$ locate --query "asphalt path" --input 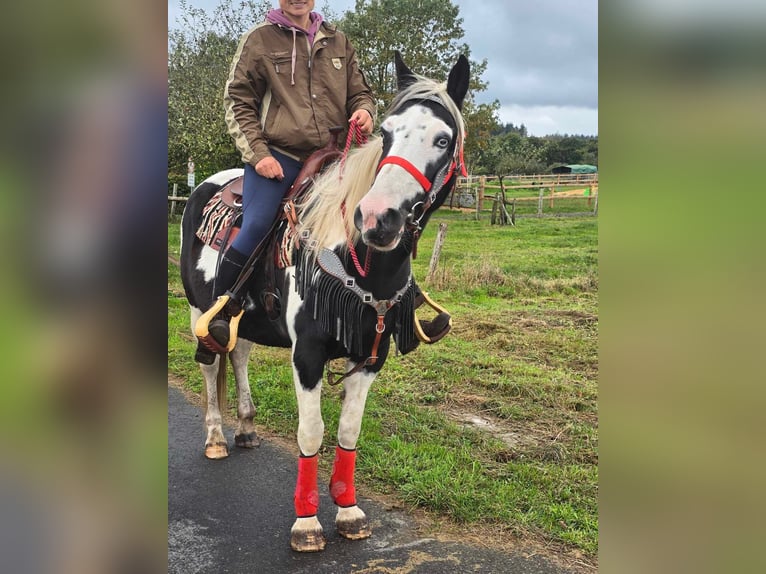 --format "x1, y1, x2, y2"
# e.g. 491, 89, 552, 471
168, 385, 574, 573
